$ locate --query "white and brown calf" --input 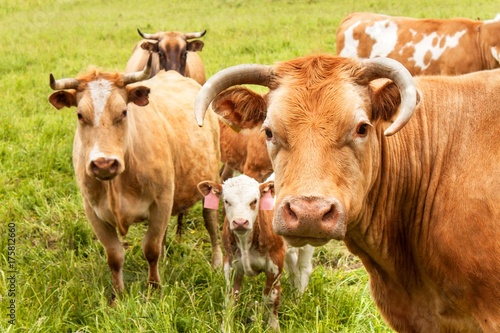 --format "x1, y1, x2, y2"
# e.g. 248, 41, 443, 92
198, 175, 283, 330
